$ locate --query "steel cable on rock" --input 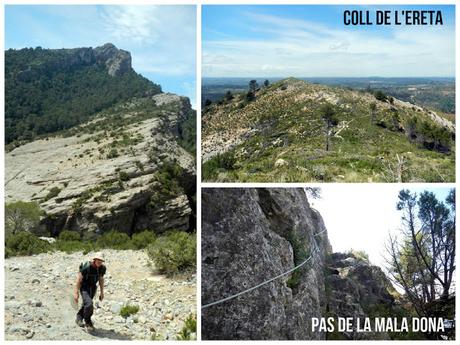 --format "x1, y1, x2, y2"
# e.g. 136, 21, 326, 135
202, 228, 328, 309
